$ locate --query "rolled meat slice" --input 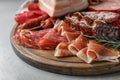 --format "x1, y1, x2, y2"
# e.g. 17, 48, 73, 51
54, 42, 74, 57
68, 34, 89, 55
77, 40, 120, 63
